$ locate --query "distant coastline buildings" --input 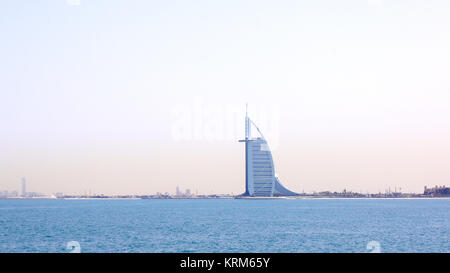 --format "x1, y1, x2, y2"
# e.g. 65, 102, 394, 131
424, 185, 450, 197
174, 186, 193, 198
0, 157, 449, 199
0, 178, 50, 199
